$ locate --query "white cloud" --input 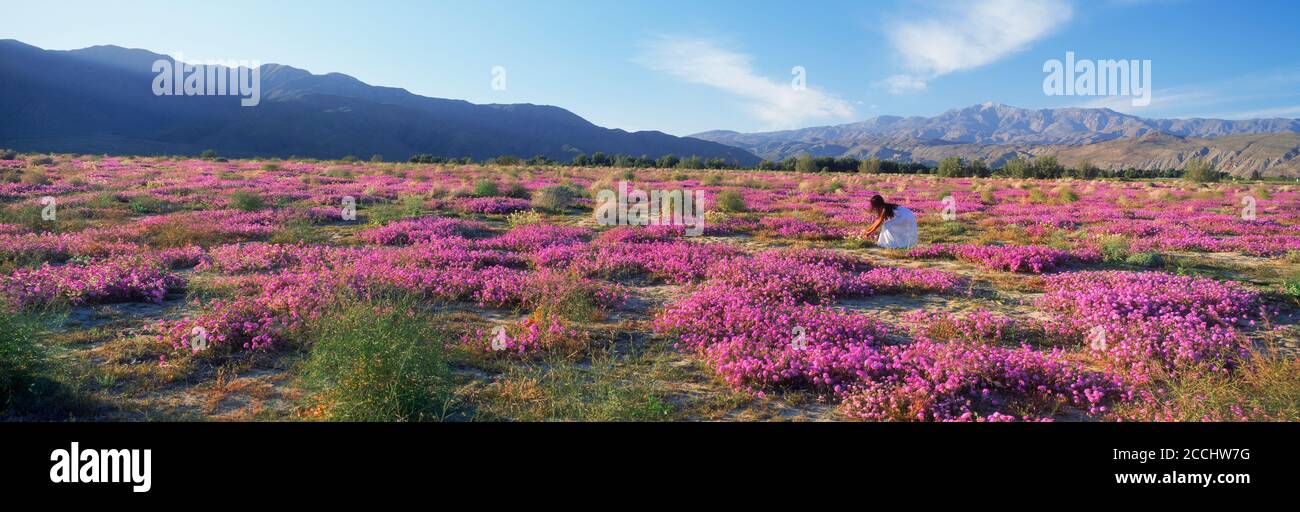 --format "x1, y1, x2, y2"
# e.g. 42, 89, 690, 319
638, 36, 855, 128
1077, 69, 1300, 119
882, 0, 1074, 94
1213, 105, 1300, 120
877, 74, 928, 95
